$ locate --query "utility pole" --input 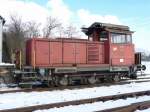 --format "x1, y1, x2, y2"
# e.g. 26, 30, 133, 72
0, 16, 5, 63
